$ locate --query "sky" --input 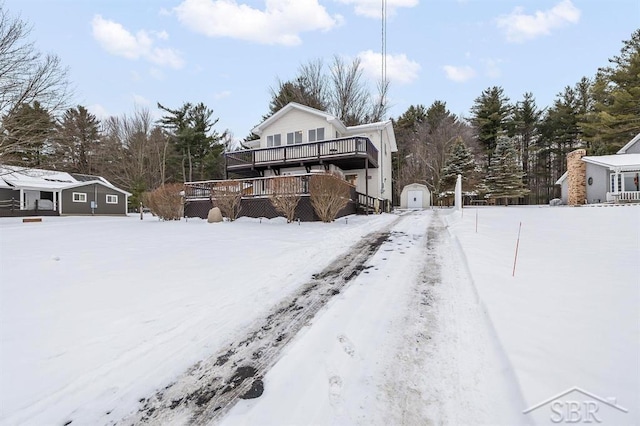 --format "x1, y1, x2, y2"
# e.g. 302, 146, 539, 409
4, 0, 639, 140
